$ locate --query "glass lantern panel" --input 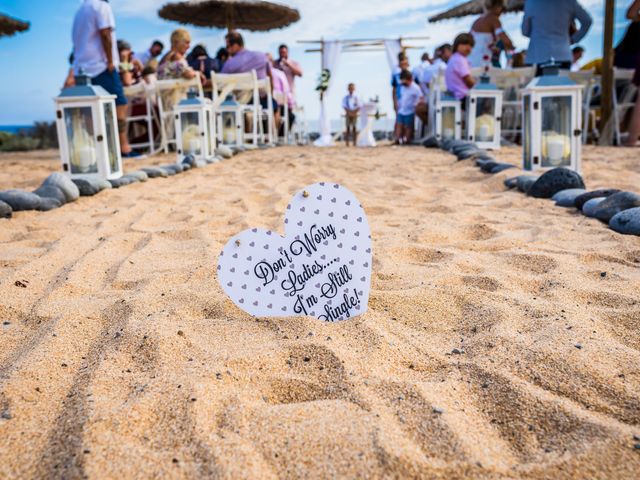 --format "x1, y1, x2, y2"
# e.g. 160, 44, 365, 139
523, 94, 531, 170
222, 112, 236, 144
180, 111, 202, 156
442, 106, 456, 140
474, 97, 496, 142
103, 102, 120, 174
541, 96, 572, 168
64, 107, 98, 174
